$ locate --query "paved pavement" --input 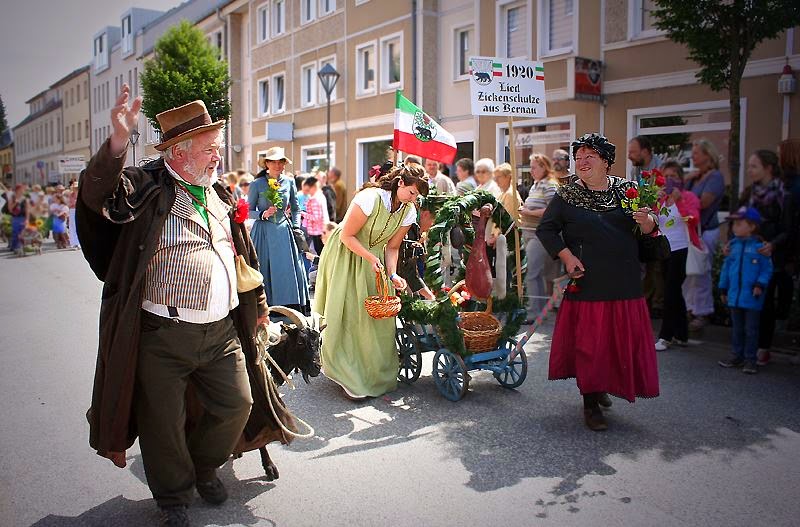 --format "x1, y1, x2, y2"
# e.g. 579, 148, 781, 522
1, 245, 800, 527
